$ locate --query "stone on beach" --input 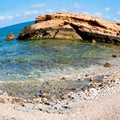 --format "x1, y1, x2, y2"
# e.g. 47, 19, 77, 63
0, 98, 5, 104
